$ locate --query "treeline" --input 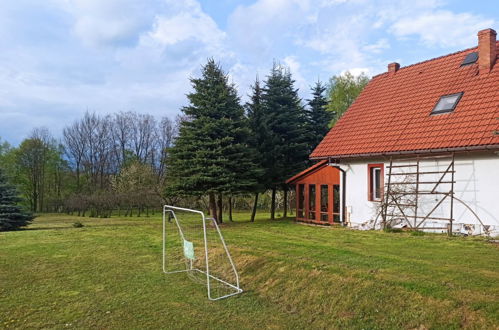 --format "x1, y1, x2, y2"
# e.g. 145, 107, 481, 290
0, 114, 177, 216
0, 59, 368, 221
